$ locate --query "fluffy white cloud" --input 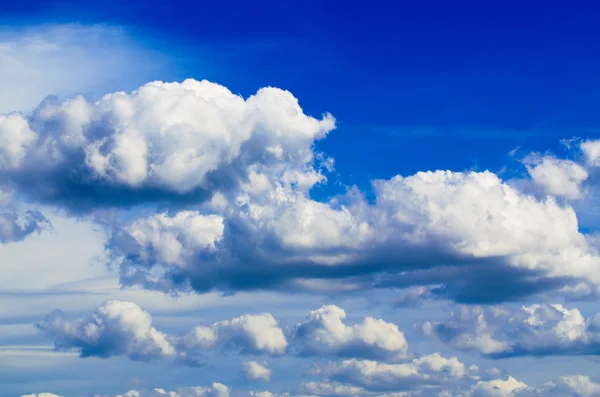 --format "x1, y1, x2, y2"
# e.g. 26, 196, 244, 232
328, 353, 475, 391
0, 79, 334, 212
292, 305, 409, 361
38, 300, 289, 365
37, 300, 176, 361
422, 303, 600, 357
5, 78, 600, 303
523, 154, 588, 199
244, 361, 272, 382
179, 313, 287, 364
39, 300, 288, 364
108, 167, 600, 302
467, 377, 529, 397
581, 140, 600, 167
